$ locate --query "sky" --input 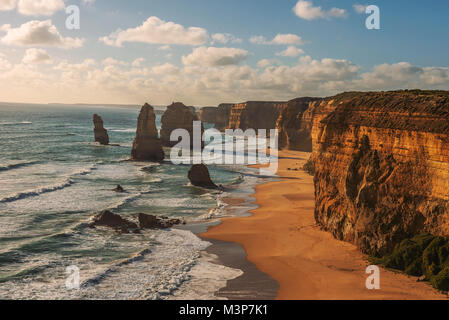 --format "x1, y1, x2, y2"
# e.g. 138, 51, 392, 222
0, 0, 448, 105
